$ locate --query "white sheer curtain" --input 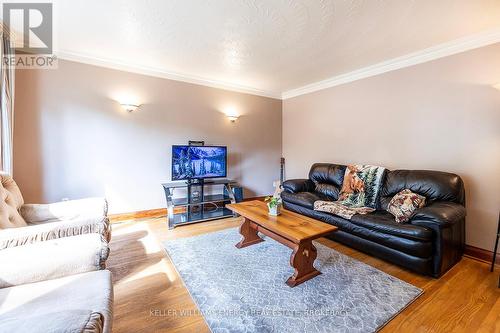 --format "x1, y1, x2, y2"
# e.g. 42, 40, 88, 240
0, 24, 15, 175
